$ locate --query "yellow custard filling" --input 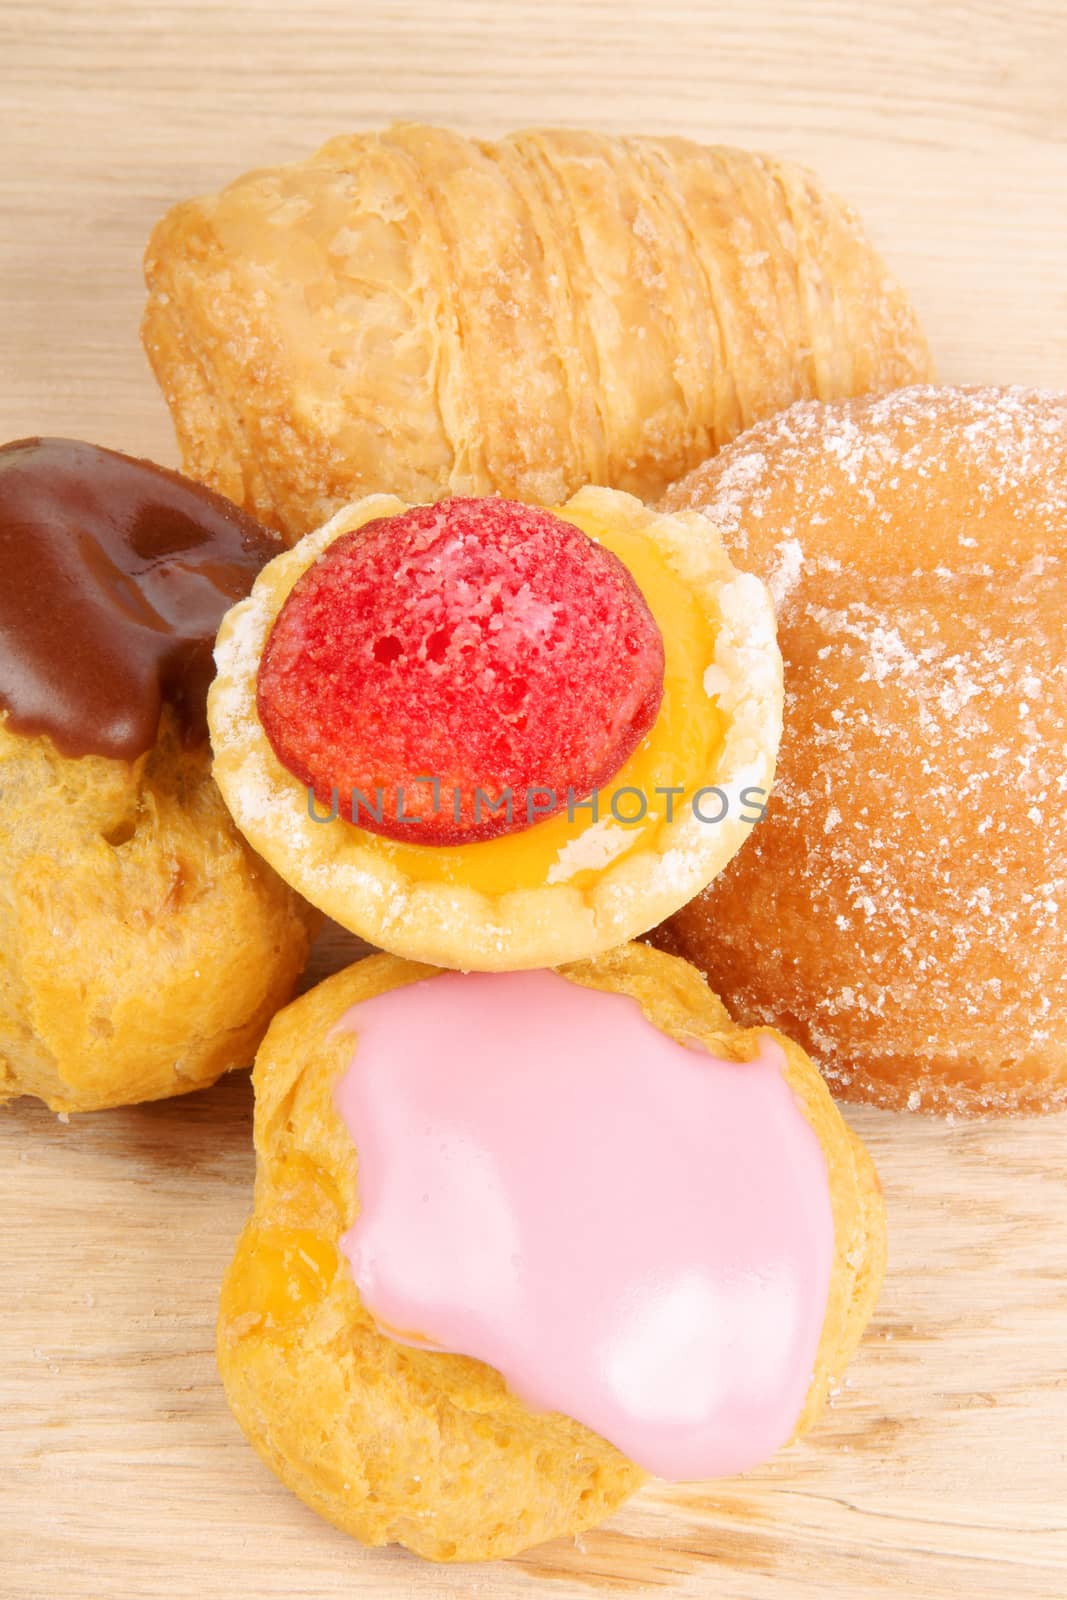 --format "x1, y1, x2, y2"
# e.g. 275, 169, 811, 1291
353, 503, 722, 896
222, 1225, 338, 1336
